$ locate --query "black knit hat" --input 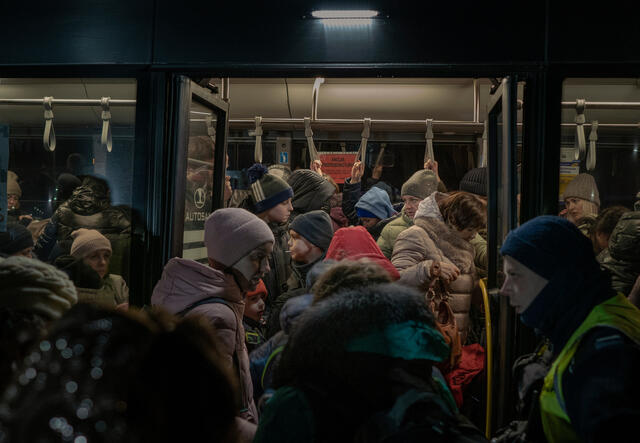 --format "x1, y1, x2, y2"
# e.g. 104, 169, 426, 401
248, 164, 294, 214
459, 167, 488, 197
290, 210, 334, 251
0, 222, 34, 255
